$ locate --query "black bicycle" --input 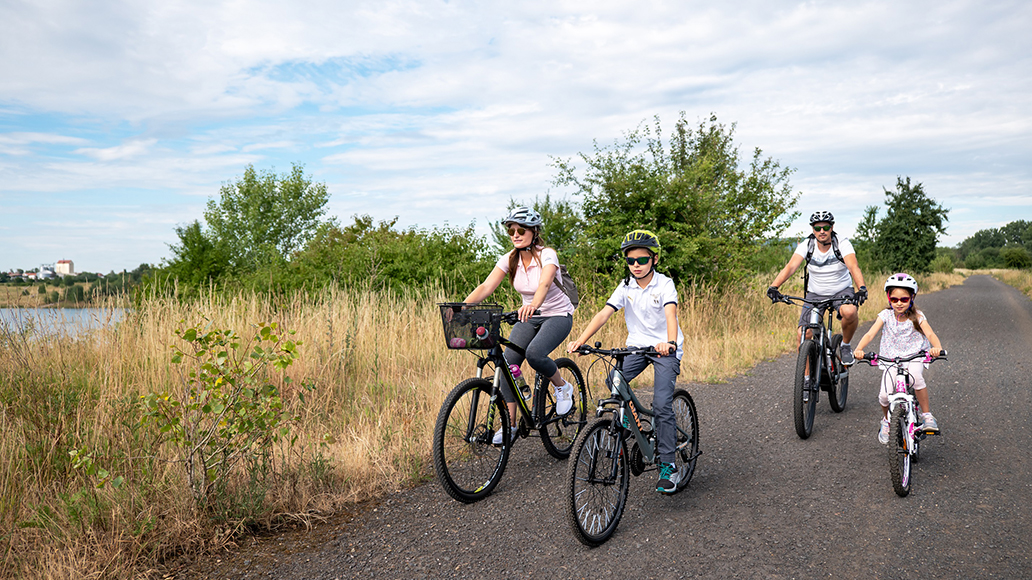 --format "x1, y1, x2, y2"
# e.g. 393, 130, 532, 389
564, 343, 700, 546
431, 303, 587, 503
776, 295, 854, 438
